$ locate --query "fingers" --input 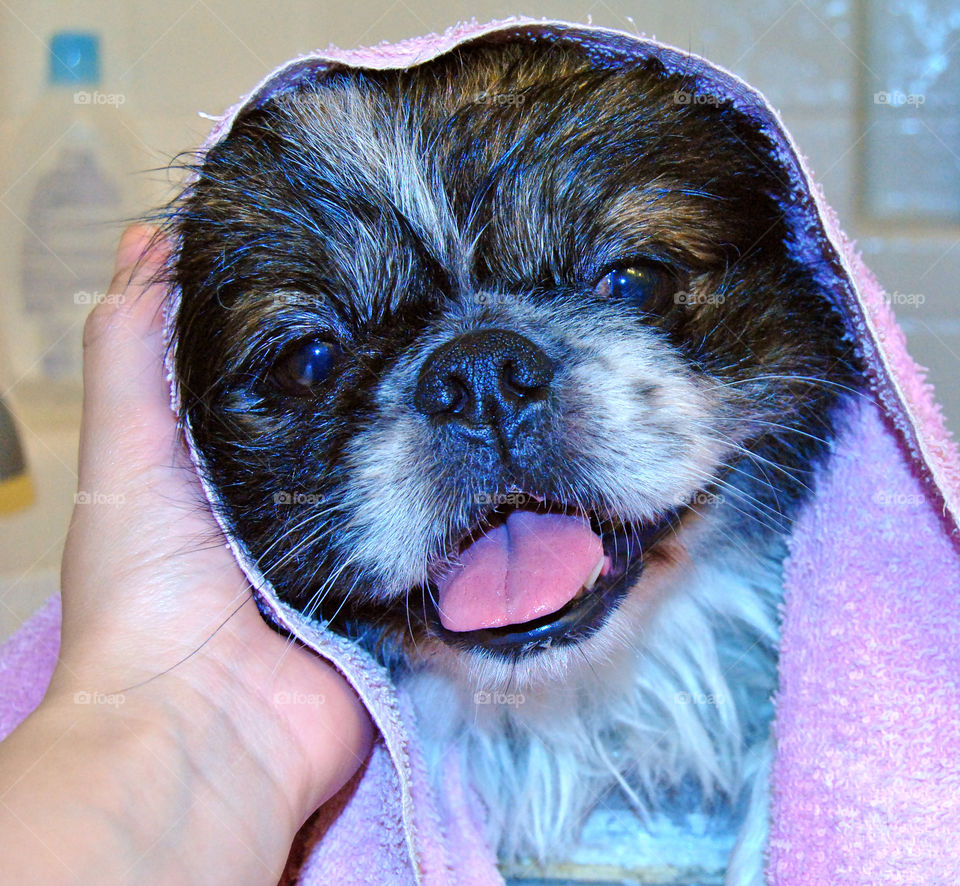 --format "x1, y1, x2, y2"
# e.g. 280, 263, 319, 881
67, 226, 375, 828
265, 645, 375, 815
84, 224, 169, 347
309, 671, 375, 808
78, 225, 176, 489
